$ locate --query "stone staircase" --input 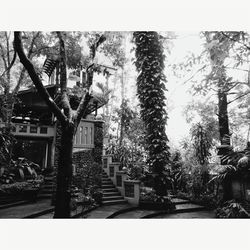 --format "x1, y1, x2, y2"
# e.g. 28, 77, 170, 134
38, 174, 56, 199
102, 170, 127, 205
